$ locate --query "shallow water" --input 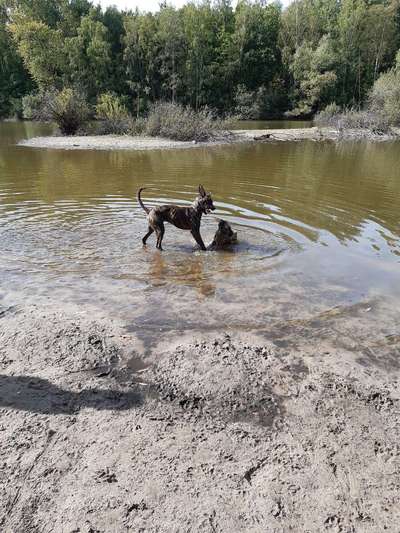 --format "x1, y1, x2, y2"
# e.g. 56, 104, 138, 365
1, 121, 399, 356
